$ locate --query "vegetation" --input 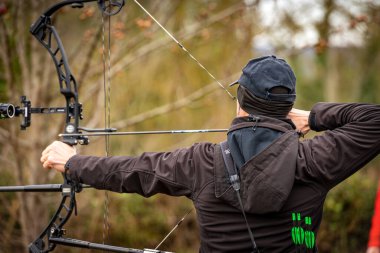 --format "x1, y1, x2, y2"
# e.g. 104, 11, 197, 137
0, 0, 379, 252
